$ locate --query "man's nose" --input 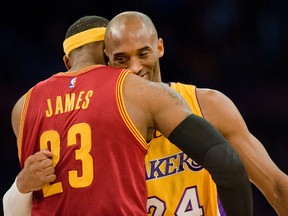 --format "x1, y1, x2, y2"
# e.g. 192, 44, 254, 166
129, 57, 143, 74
